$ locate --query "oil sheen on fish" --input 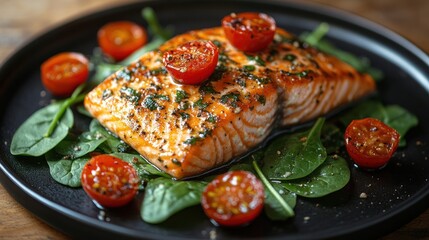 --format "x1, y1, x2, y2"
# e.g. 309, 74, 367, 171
84, 27, 375, 179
